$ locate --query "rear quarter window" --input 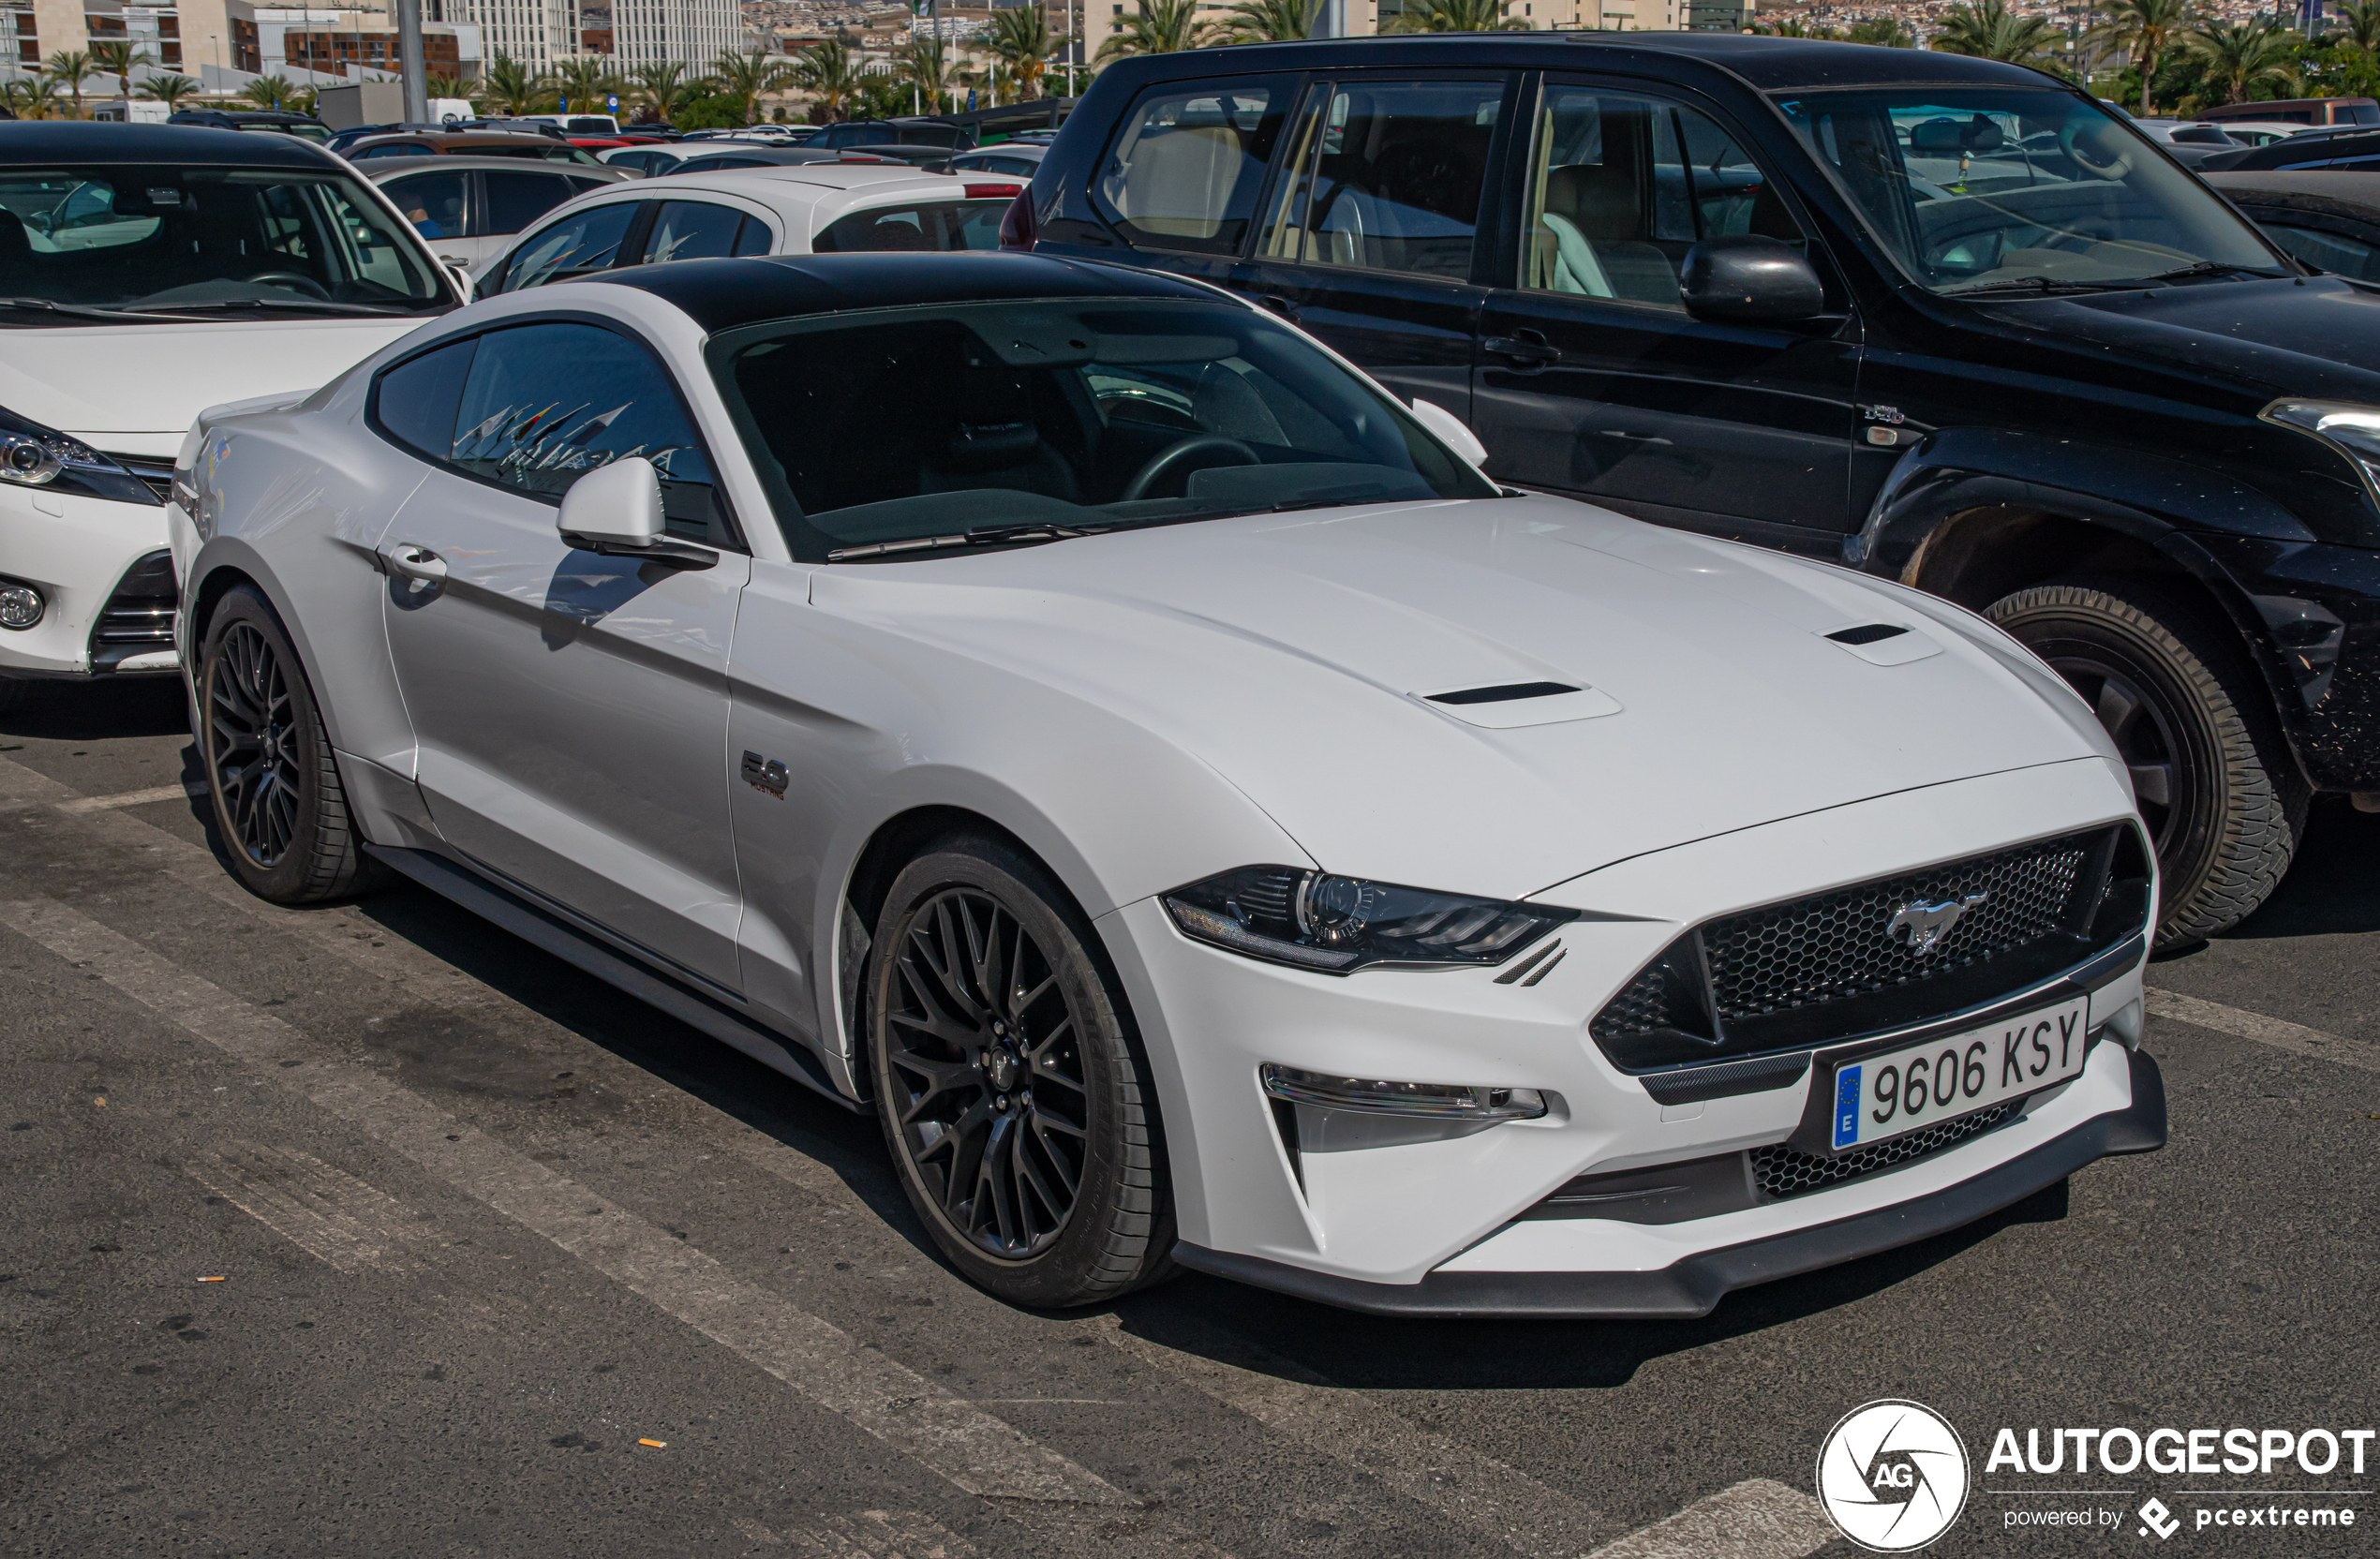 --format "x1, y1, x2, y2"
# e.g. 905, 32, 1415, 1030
1092, 81, 1293, 256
